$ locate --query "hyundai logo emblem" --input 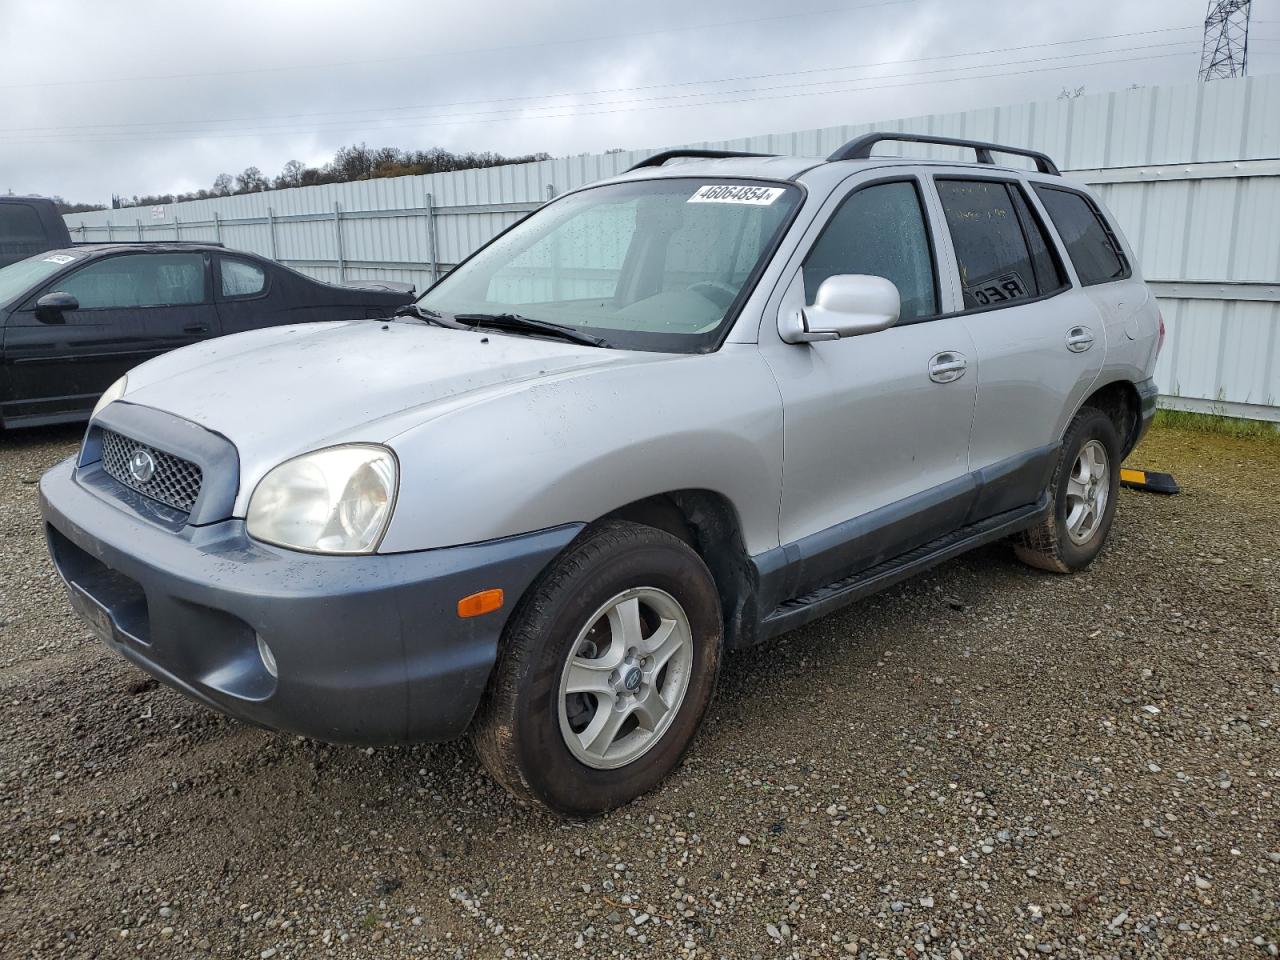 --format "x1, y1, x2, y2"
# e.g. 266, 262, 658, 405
128, 448, 156, 484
